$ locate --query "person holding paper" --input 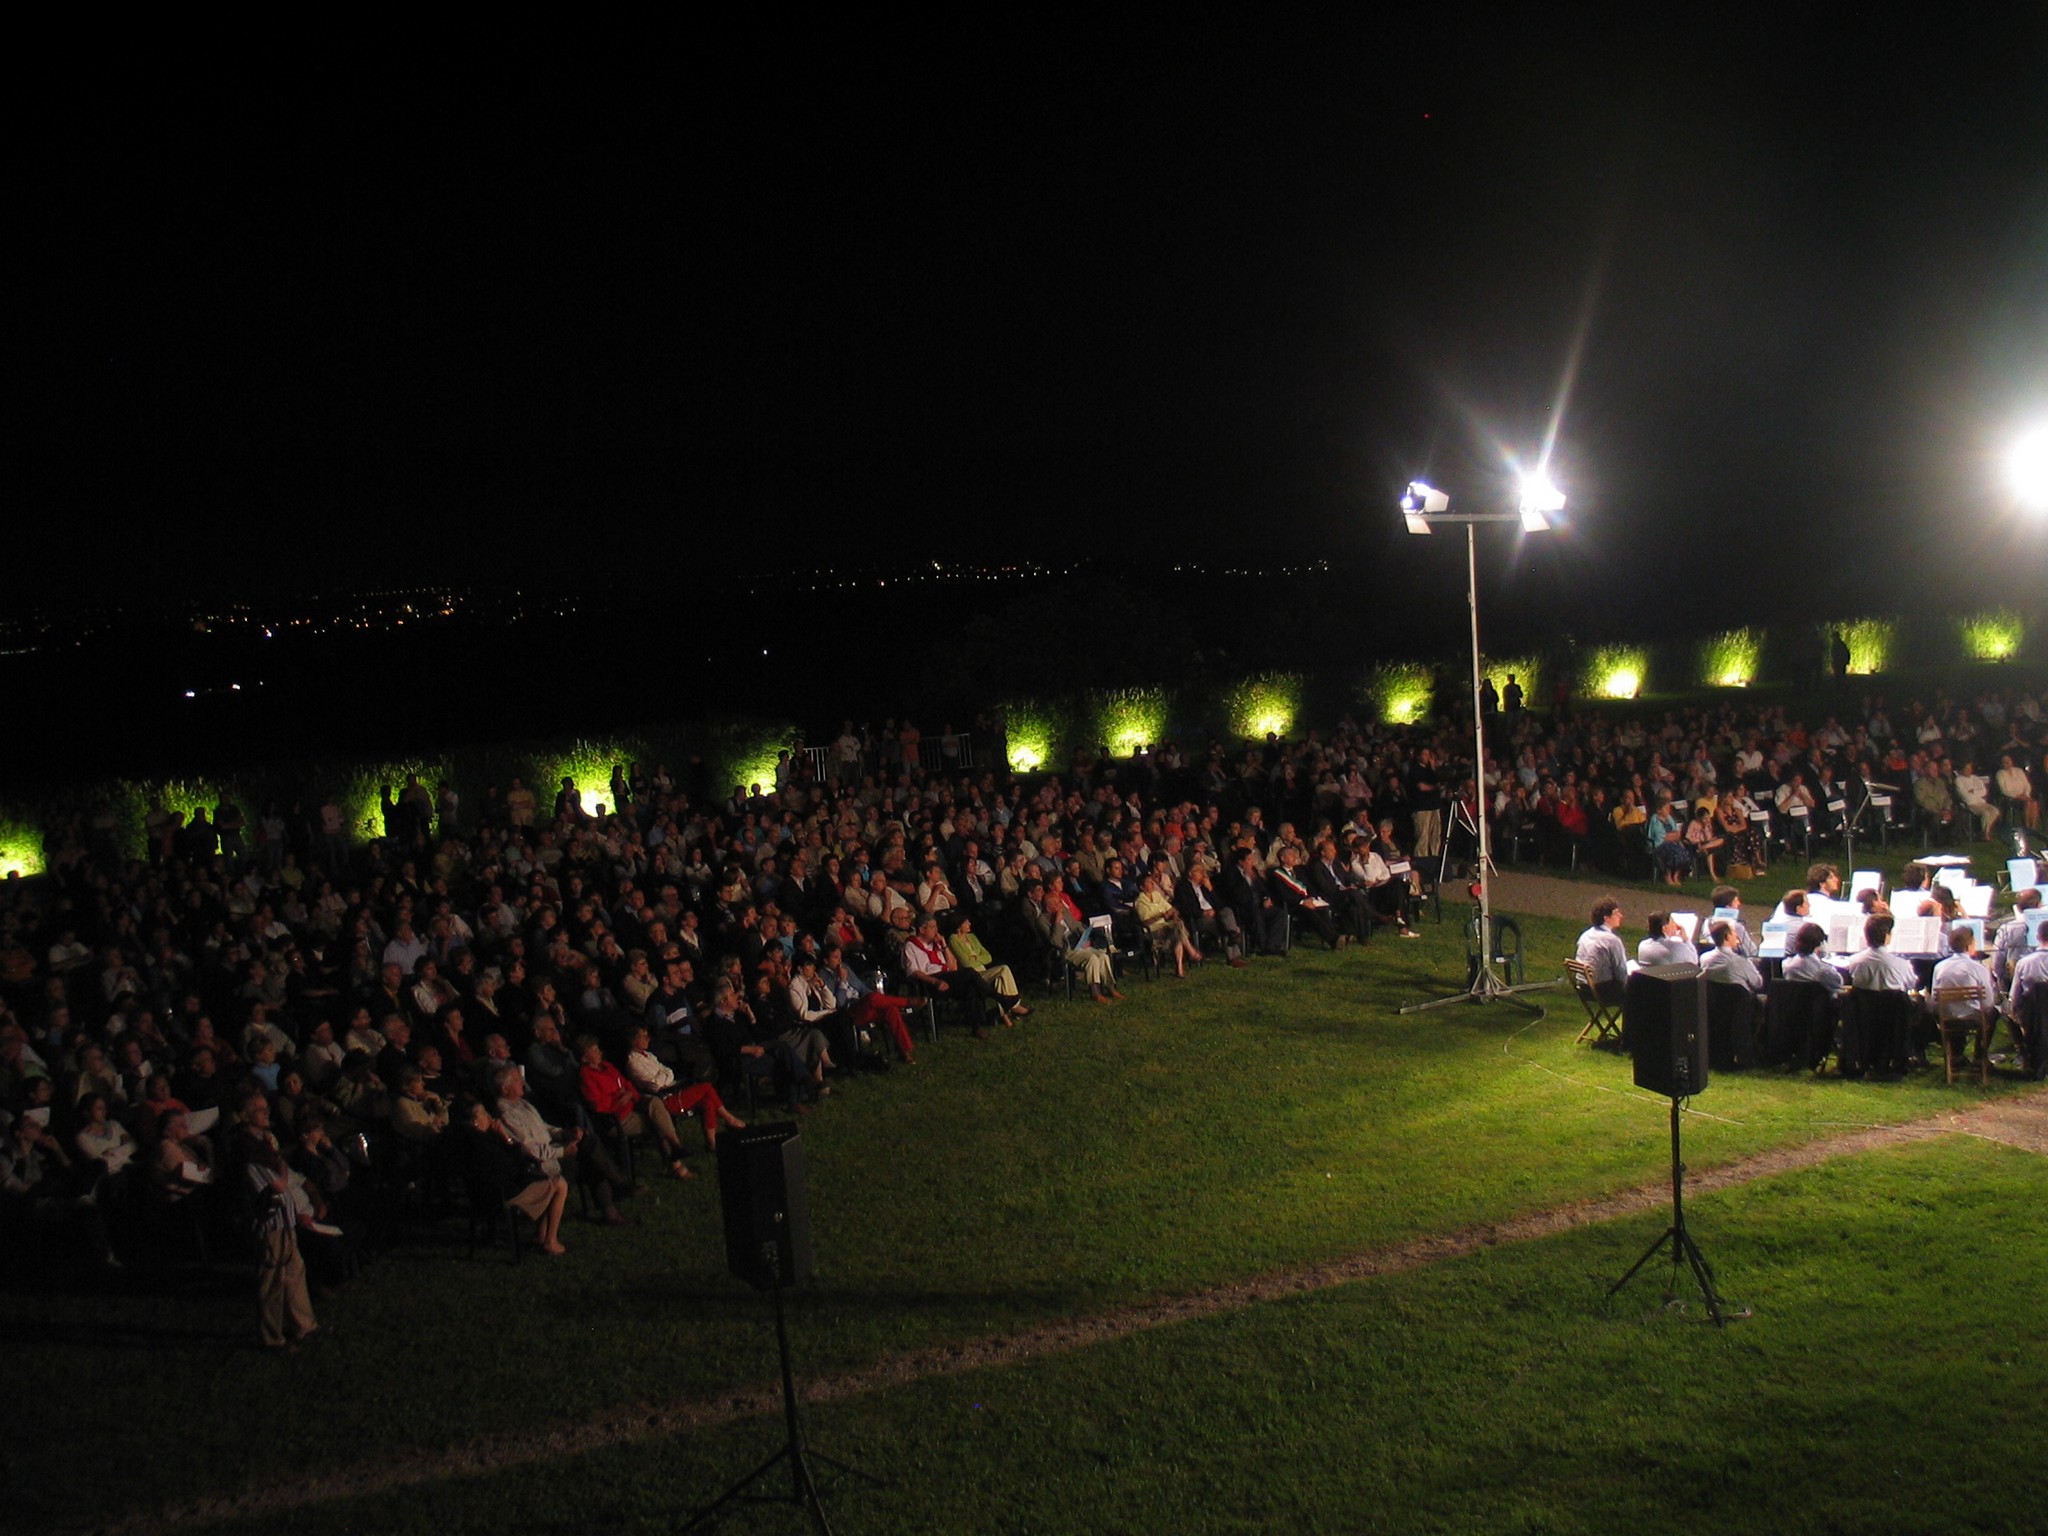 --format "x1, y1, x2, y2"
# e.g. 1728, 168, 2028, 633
1637, 913, 1699, 968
